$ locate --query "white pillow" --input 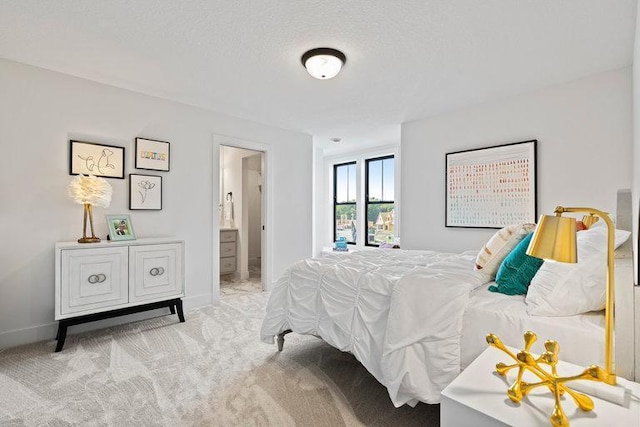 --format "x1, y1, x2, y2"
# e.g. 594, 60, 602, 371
474, 223, 536, 278
525, 220, 630, 316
